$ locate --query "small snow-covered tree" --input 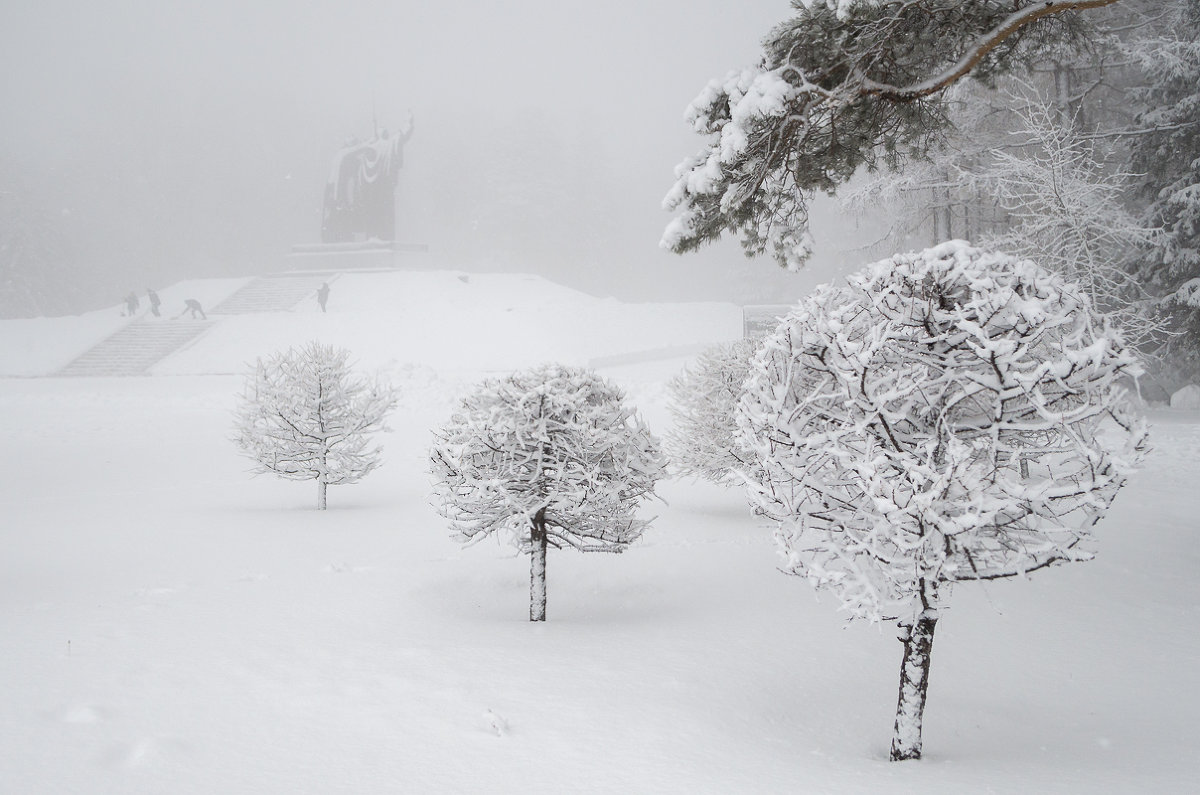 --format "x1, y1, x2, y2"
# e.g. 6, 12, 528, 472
738, 242, 1146, 761
429, 364, 666, 622
234, 342, 397, 510
666, 339, 761, 484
